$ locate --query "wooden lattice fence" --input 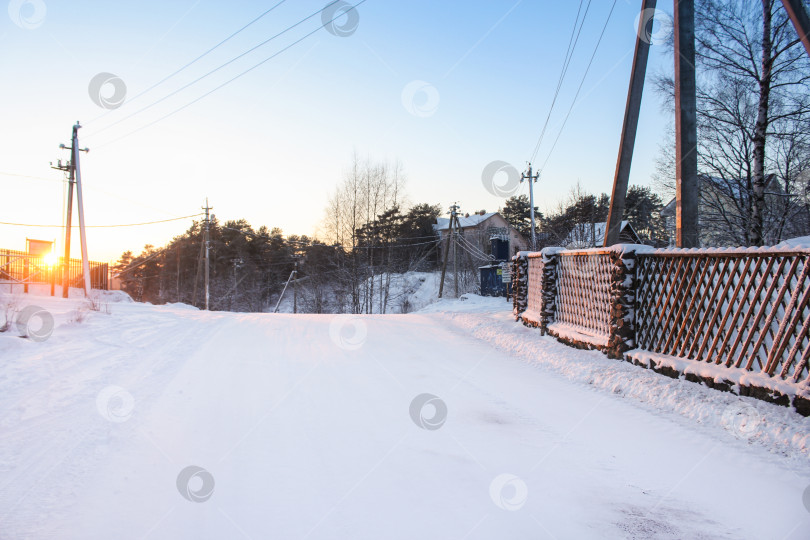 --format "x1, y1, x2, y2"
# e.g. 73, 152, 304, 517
554, 251, 613, 344
513, 245, 810, 415
635, 251, 810, 386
